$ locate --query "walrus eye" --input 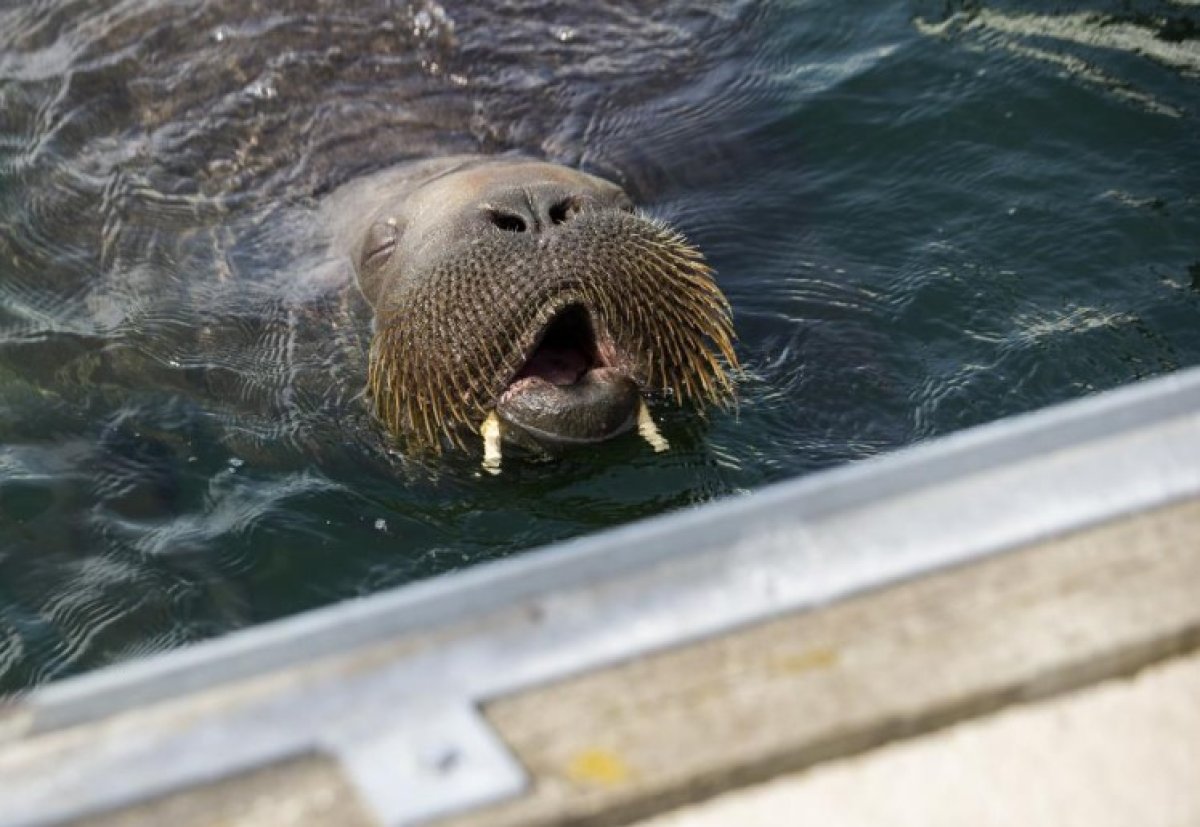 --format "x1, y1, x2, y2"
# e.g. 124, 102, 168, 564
362, 219, 399, 269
